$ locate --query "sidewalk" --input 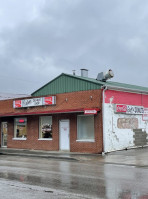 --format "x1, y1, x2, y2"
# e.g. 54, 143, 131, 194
0, 148, 102, 161
100, 147, 148, 167
1, 147, 148, 167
